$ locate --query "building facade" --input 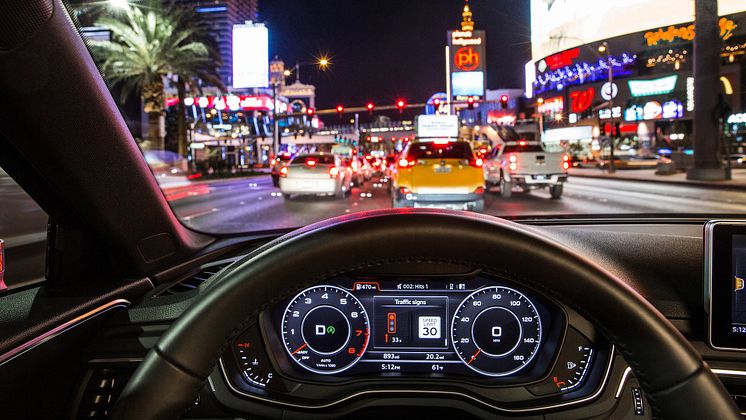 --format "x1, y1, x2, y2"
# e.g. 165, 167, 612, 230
175, 0, 259, 87
528, 1, 746, 159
